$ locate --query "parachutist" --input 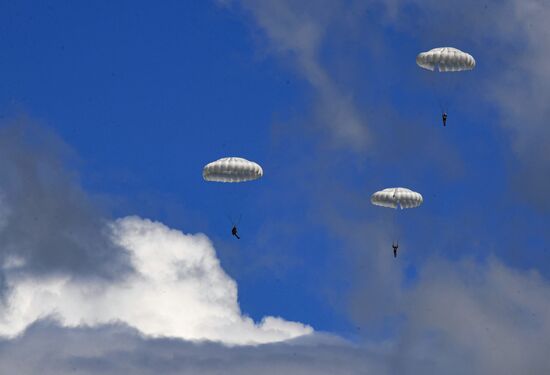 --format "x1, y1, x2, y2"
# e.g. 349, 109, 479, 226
392, 241, 399, 258
442, 112, 447, 127
231, 226, 240, 240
